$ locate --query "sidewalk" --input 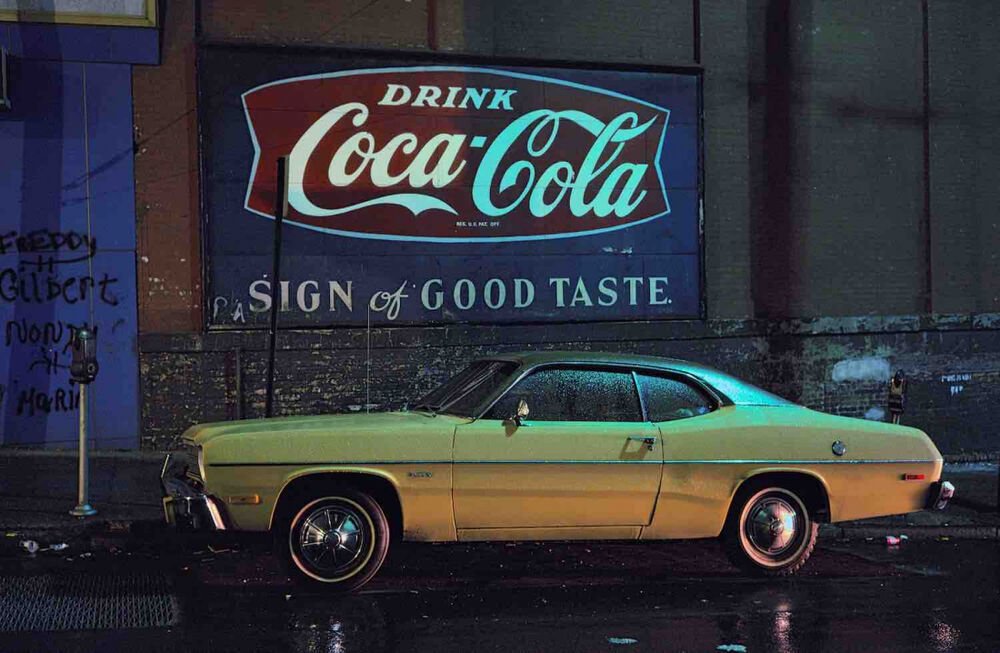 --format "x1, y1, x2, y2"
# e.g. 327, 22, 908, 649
1, 448, 997, 552
0, 448, 166, 550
